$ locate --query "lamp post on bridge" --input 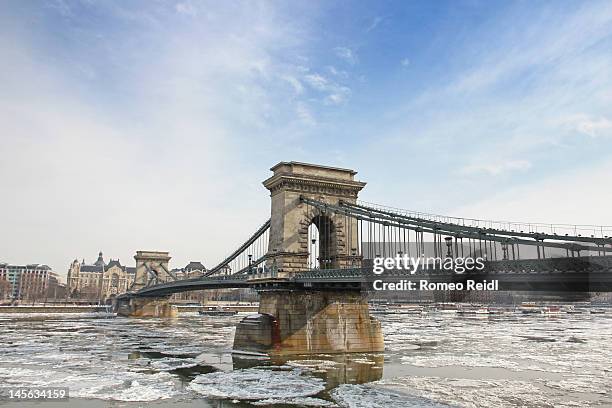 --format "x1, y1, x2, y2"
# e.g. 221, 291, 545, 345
248, 254, 253, 277
311, 238, 317, 269
445, 237, 453, 258
397, 250, 403, 272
